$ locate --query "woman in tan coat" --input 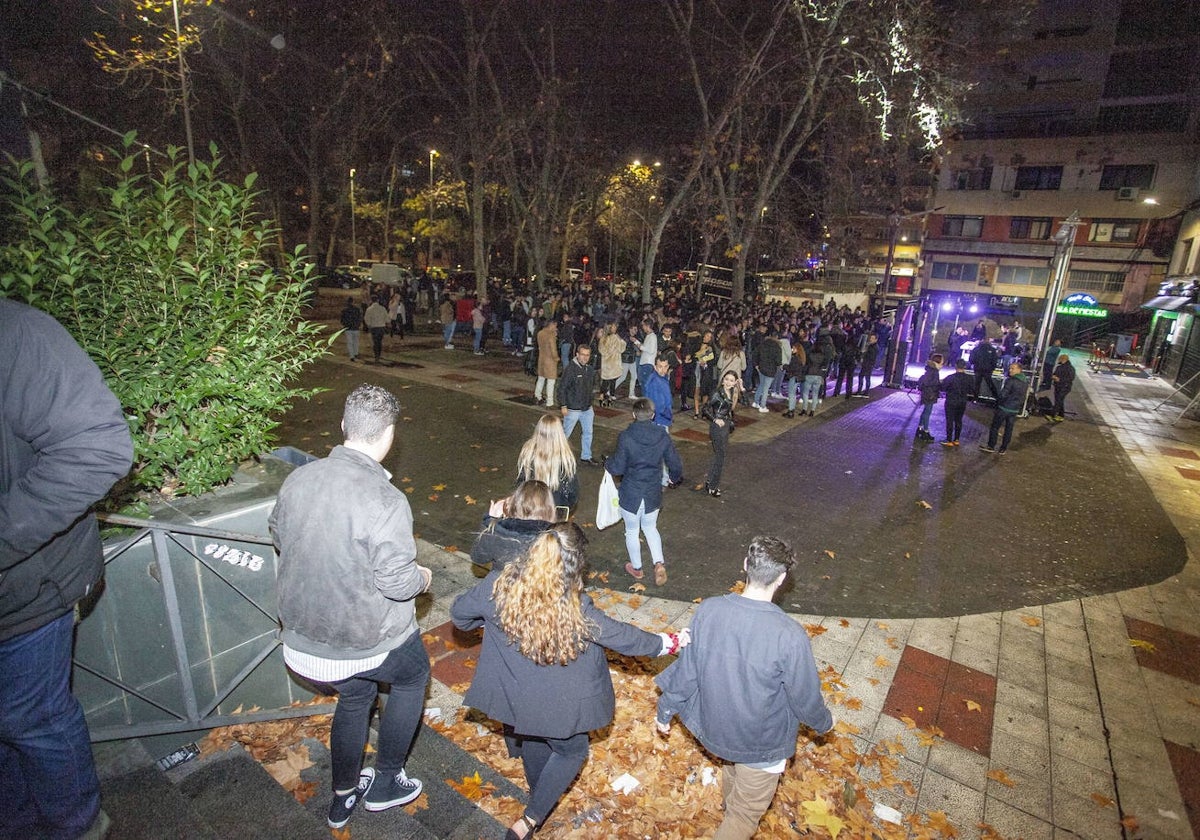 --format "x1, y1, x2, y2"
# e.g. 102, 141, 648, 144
597, 322, 626, 408
535, 320, 560, 407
